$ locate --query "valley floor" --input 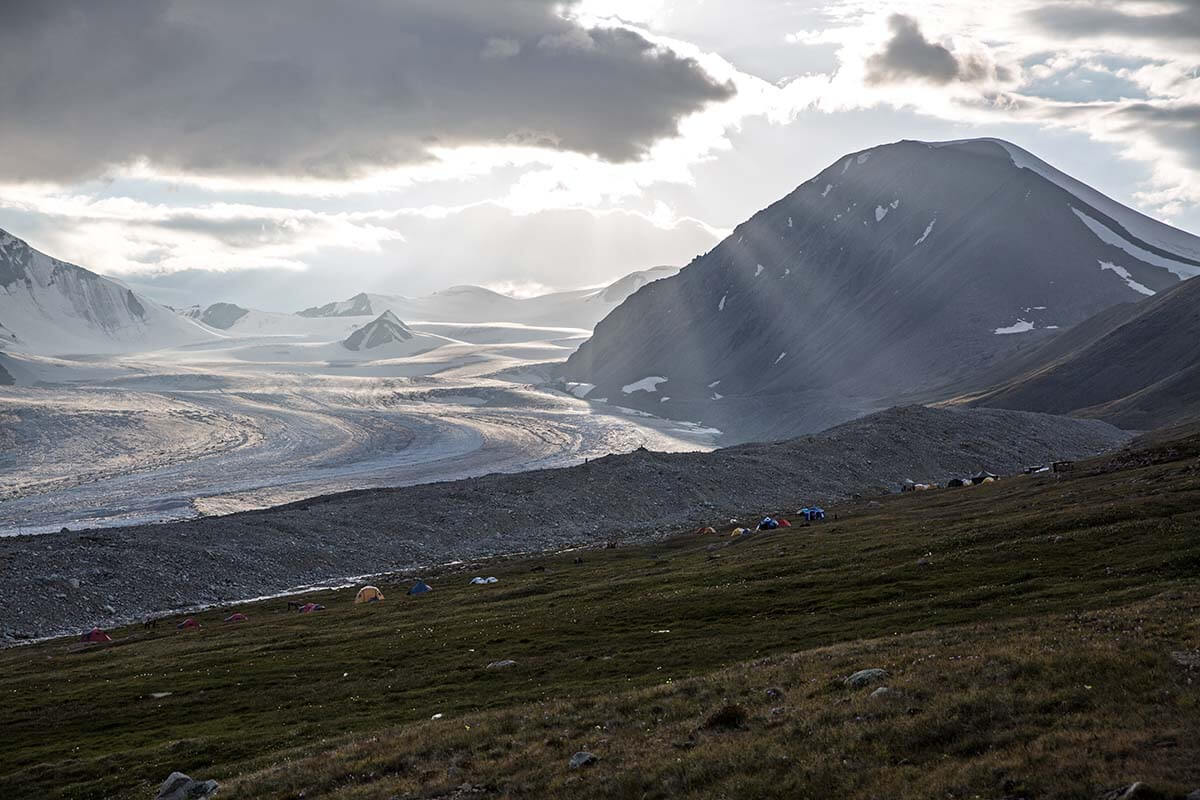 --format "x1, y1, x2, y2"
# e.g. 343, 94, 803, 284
0, 335, 717, 535
1, 432, 1197, 799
